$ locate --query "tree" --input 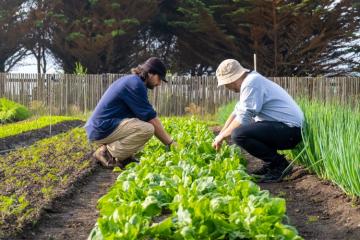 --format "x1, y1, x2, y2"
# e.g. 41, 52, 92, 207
23, 0, 57, 74
48, 0, 158, 73
145, 0, 242, 75
0, 0, 28, 72
220, 0, 360, 76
